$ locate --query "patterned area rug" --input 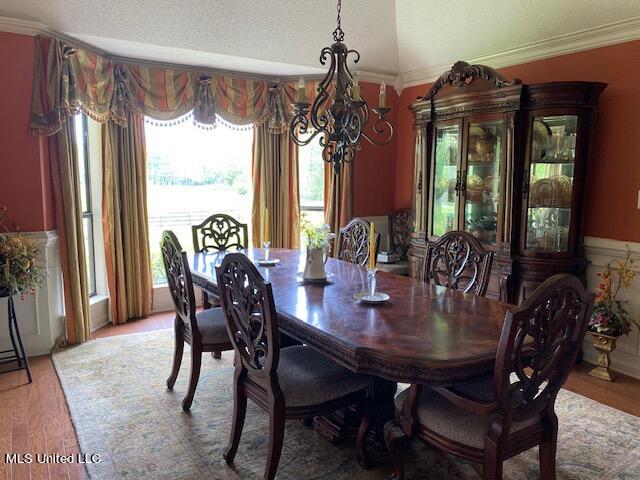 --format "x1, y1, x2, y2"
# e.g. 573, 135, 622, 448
52, 329, 640, 480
